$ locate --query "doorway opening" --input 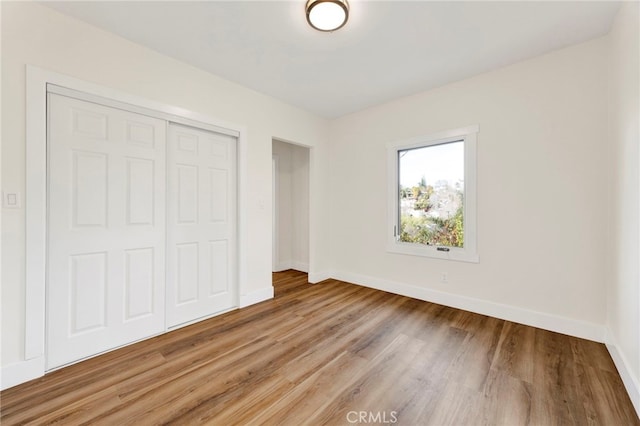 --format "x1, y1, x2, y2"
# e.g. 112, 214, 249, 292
272, 139, 310, 274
